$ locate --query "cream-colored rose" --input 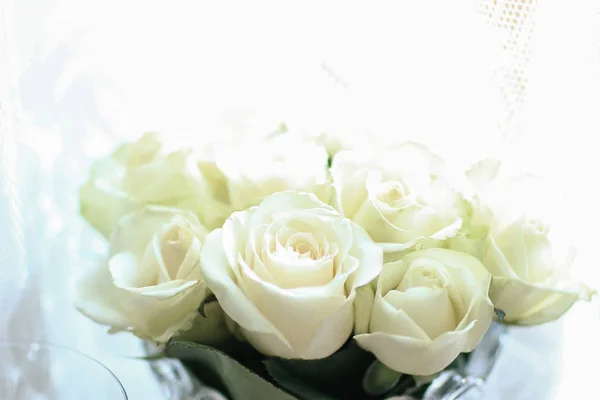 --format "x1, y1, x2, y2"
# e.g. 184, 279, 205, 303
75, 206, 229, 344
199, 191, 382, 359
331, 142, 464, 257
464, 159, 596, 325
484, 216, 595, 325
80, 133, 204, 238
195, 134, 333, 230
354, 249, 493, 376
